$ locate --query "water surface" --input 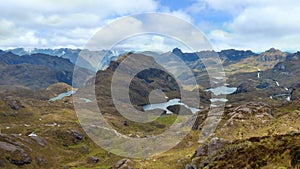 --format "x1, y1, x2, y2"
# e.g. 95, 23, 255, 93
143, 98, 200, 114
